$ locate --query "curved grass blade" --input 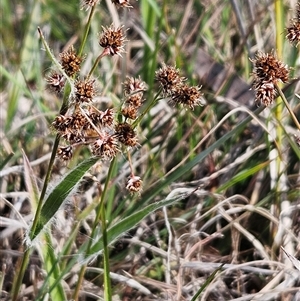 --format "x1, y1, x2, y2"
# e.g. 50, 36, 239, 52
131, 106, 265, 215
191, 263, 225, 301
89, 192, 190, 254
217, 160, 272, 192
